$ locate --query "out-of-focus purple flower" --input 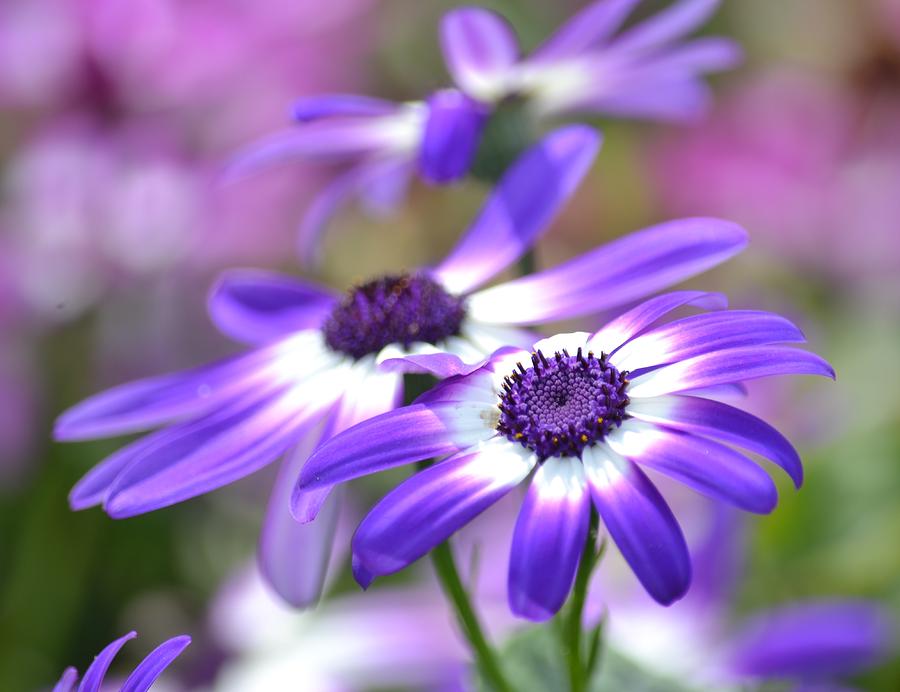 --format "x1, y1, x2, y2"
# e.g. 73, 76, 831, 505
650, 70, 900, 283
298, 295, 832, 617
227, 0, 739, 264
596, 504, 894, 689
53, 127, 747, 609
441, 0, 740, 120
52, 631, 190, 692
